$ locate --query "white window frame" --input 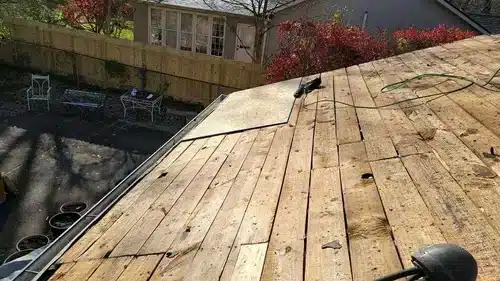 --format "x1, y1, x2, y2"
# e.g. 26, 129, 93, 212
148, 6, 226, 57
